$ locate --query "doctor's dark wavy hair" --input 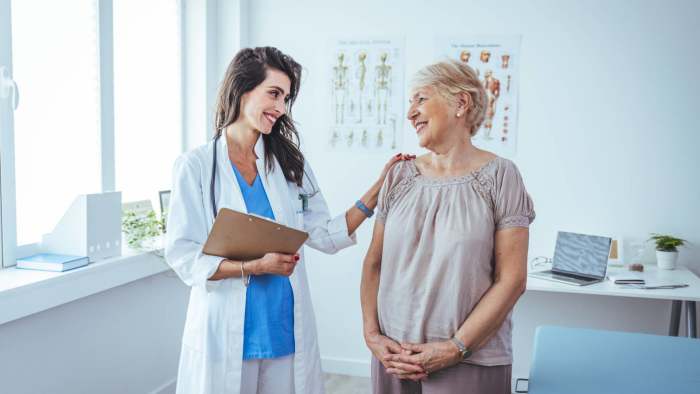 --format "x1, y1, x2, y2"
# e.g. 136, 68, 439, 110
214, 47, 304, 186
